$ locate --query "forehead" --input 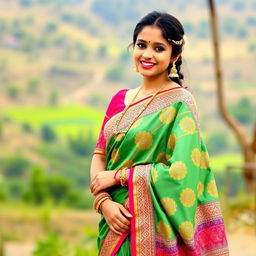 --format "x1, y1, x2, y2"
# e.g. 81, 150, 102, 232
137, 25, 168, 44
